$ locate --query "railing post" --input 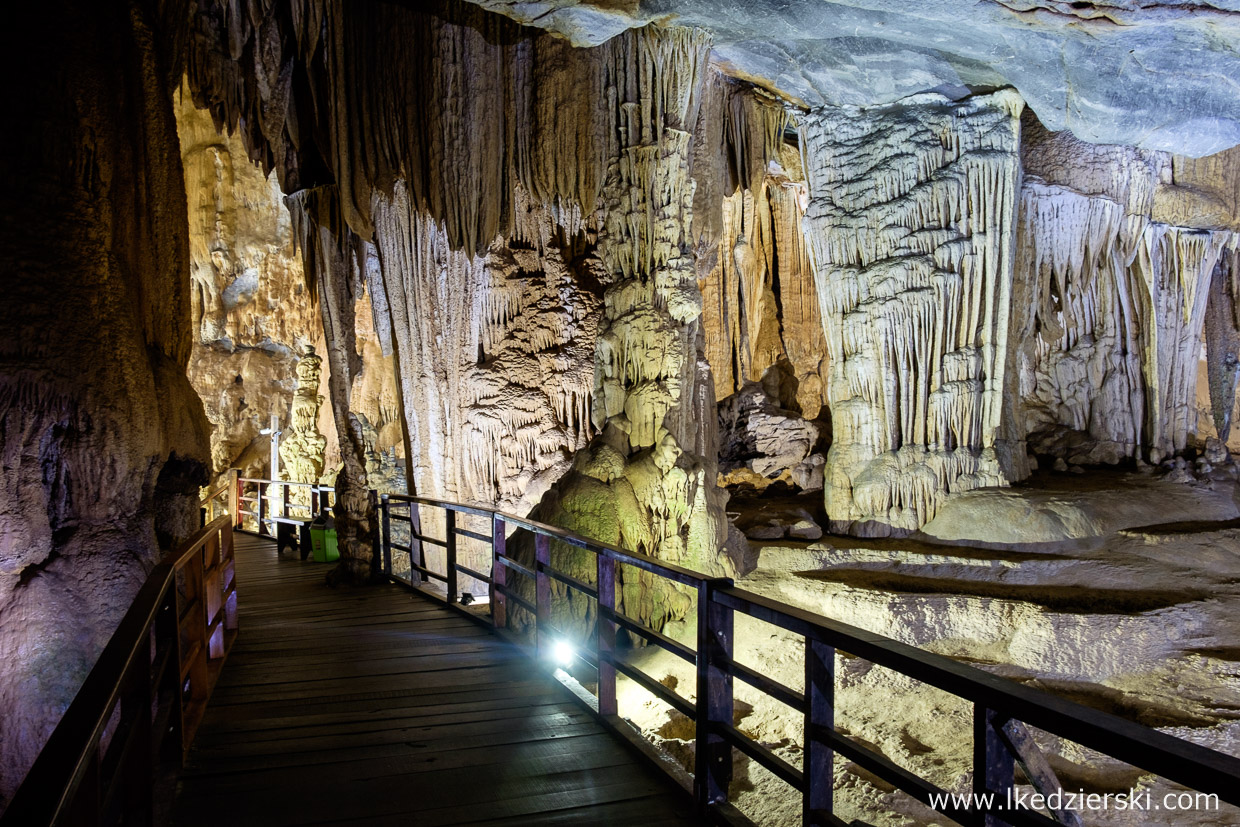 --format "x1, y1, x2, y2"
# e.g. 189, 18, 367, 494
257, 482, 268, 535
974, 705, 1015, 827
804, 637, 834, 826
410, 501, 427, 573
695, 578, 734, 813
379, 495, 389, 580
380, 494, 392, 579
445, 509, 458, 604
229, 469, 240, 529
120, 654, 154, 825
281, 482, 291, 521
596, 554, 617, 717
221, 521, 238, 634
492, 516, 507, 629
535, 532, 551, 659
367, 489, 381, 578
